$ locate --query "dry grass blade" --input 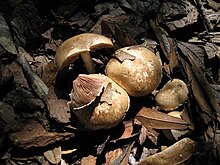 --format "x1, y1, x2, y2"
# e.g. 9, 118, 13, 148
135, 107, 191, 130
18, 47, 48, 102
